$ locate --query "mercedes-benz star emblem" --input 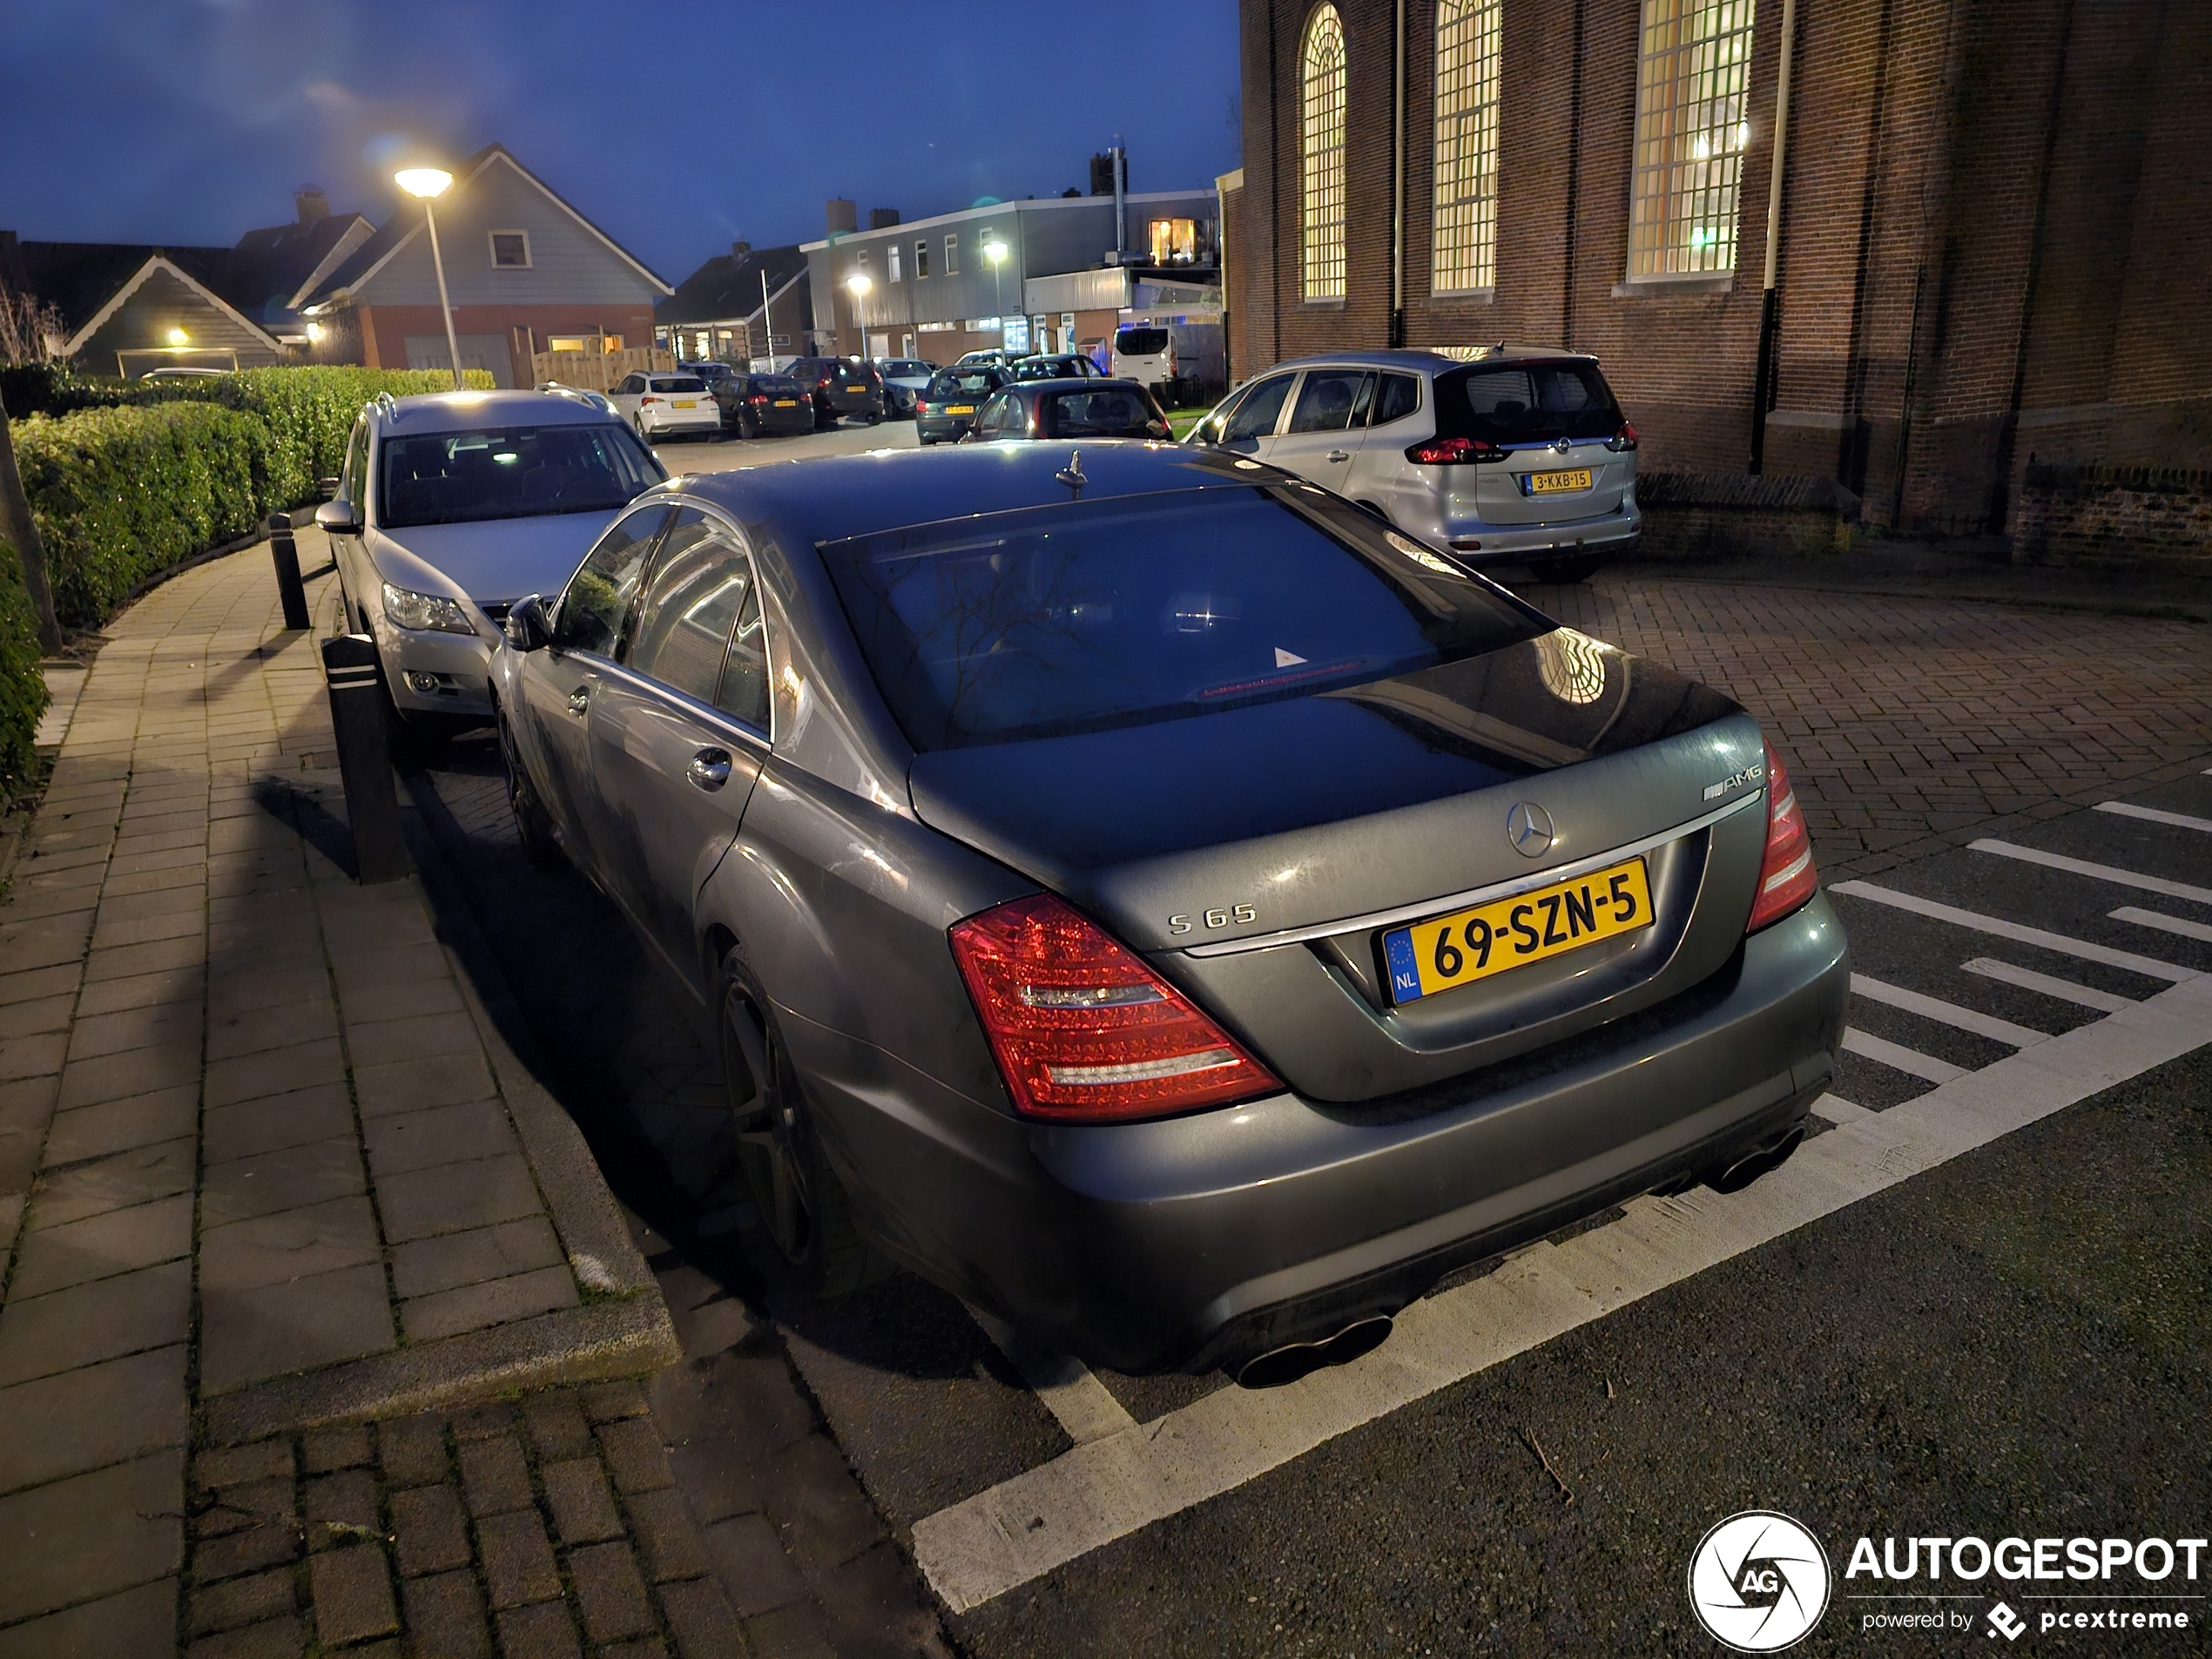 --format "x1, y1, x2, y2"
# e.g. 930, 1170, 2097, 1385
1506, 801, 1554, 858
